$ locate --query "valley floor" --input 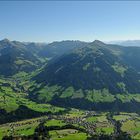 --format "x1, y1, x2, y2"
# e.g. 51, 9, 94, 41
0, 71, 140, 139
0, 109, 140, 140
